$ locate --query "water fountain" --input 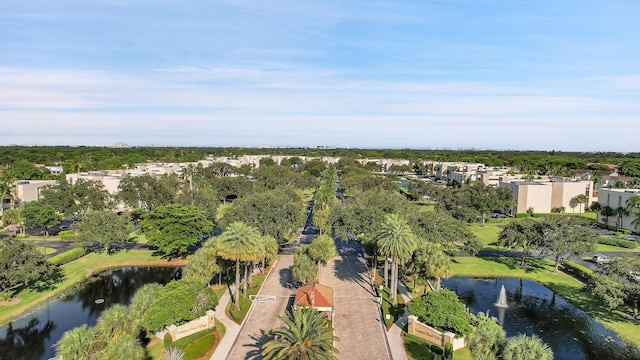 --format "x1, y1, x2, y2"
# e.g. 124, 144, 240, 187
495, 284, 508, 308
